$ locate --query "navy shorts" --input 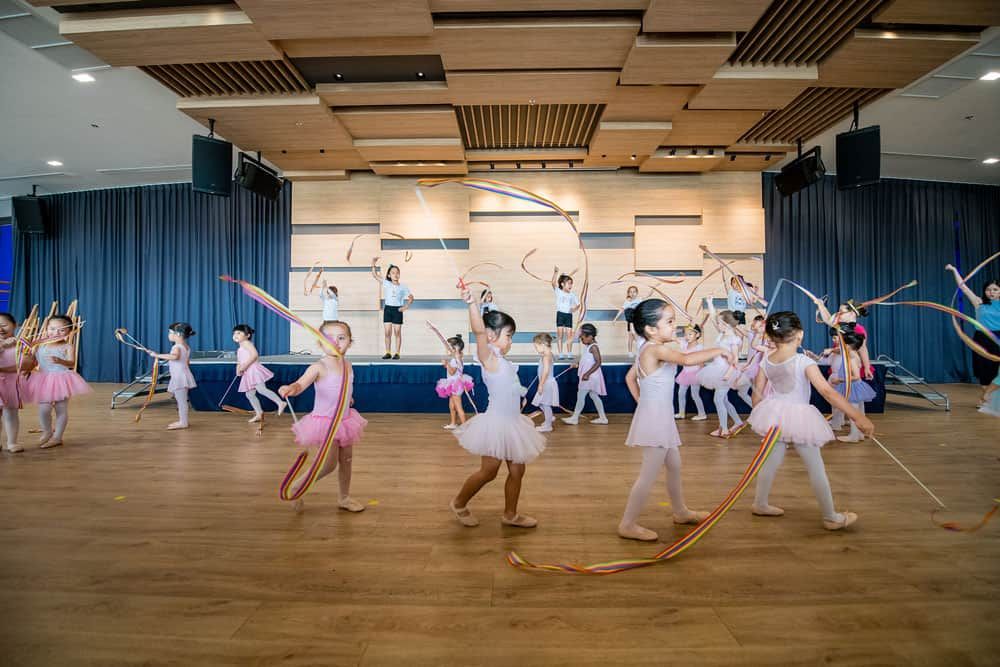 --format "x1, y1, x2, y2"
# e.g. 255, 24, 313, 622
556, 311, 573, 329
383, 305, 403, 325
